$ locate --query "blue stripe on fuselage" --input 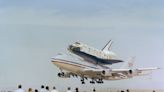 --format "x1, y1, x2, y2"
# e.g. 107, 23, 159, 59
52, 58, 99, 69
